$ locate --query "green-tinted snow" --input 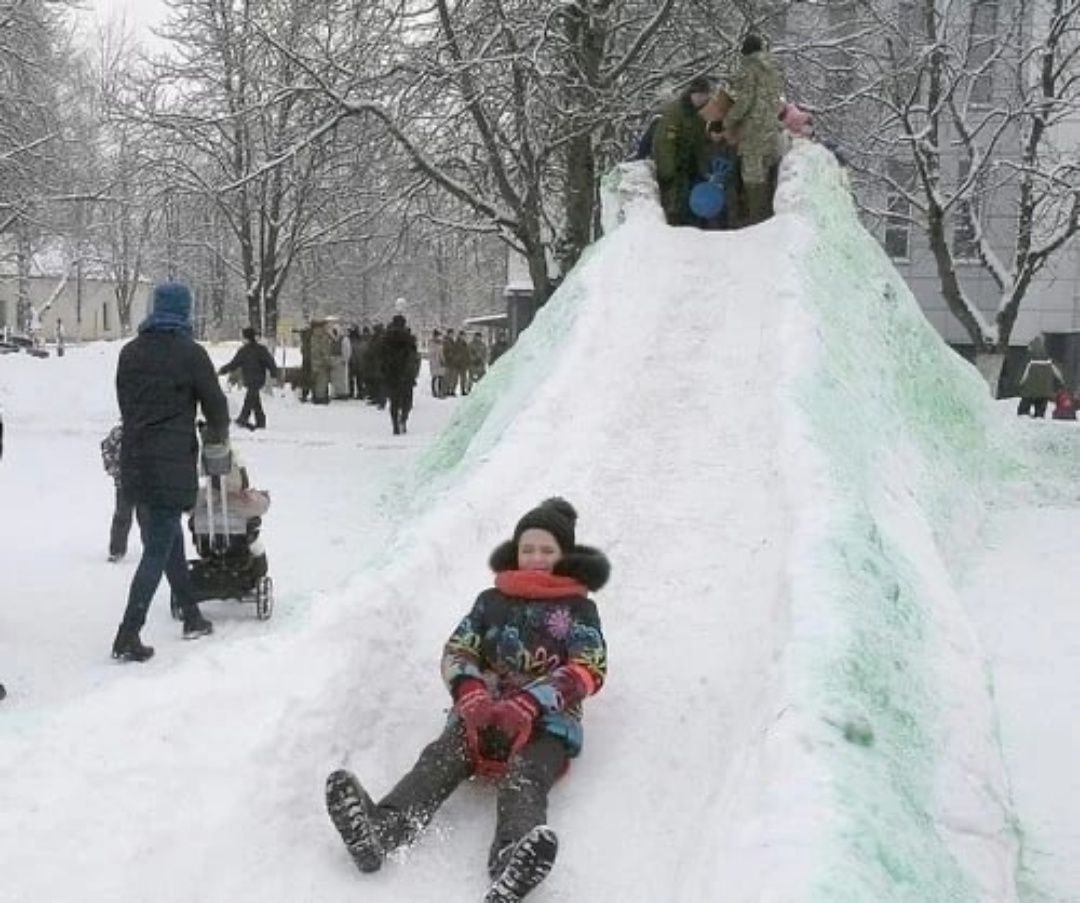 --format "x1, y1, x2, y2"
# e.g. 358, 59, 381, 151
790, 148, 1023, 902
